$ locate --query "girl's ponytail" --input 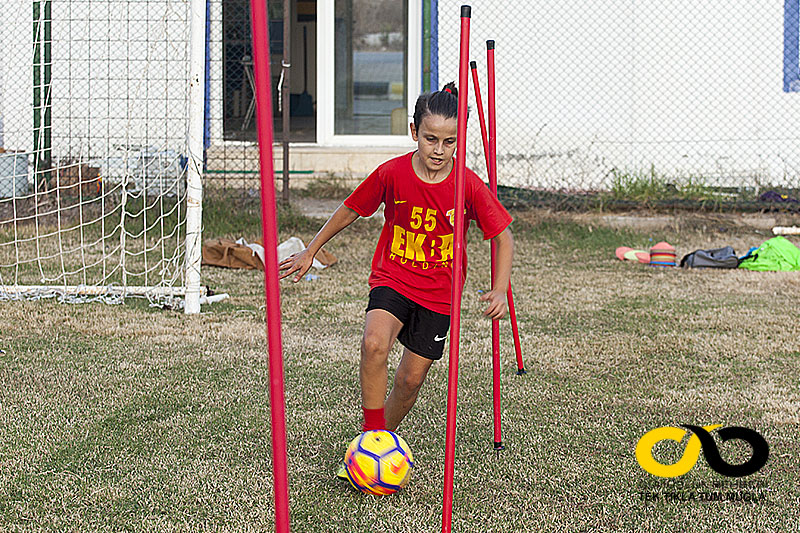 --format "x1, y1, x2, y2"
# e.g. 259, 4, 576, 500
413, 82, 459, 129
